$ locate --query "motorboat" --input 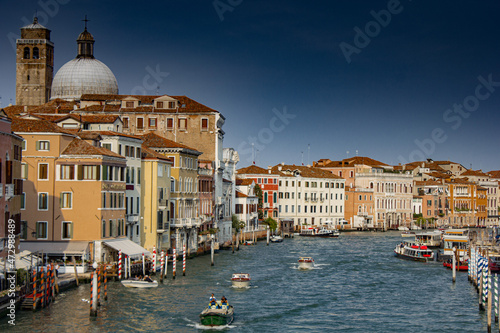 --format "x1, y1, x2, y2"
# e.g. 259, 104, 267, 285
121, 279, 158, 288
200, 302, 234, 326
401, 231, 416, 238
443, 259, 468, 271
270, 235, 283, 242
298, 257, 314, 269
231, 273, 250, 288
299, 227, 339, 238
242, 240, 254, 245
394, 243, 435, 262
